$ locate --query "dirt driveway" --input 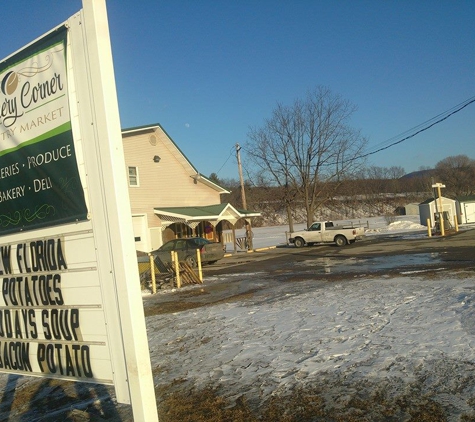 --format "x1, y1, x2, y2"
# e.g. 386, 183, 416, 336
143, 228, 475, 316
